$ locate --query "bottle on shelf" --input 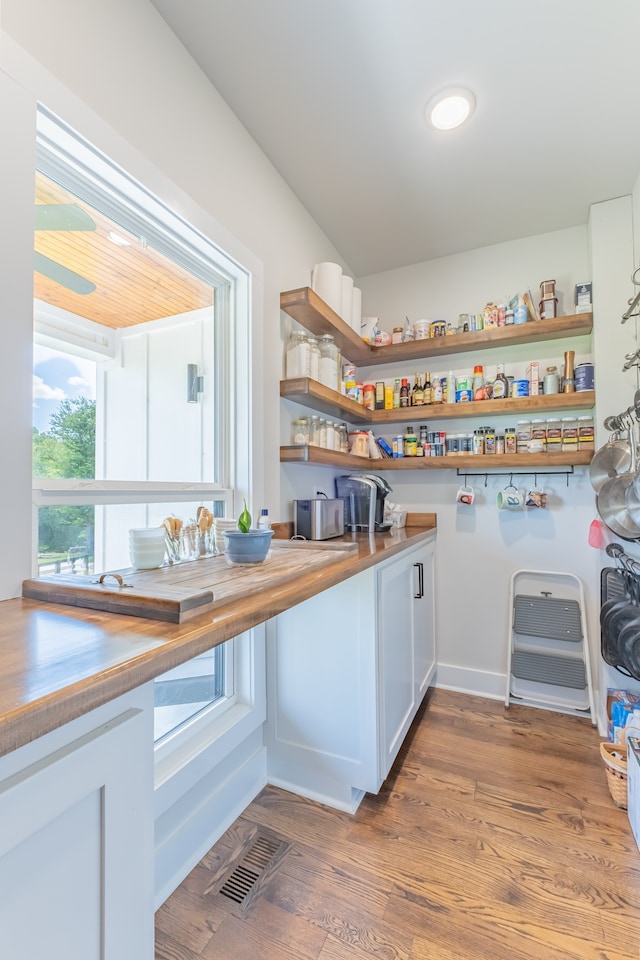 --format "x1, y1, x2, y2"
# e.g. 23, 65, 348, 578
492, 363, 509, 399
393, 378, 401, 408
411, 374, 424, 406
423, 372, 432, 405
257, 509, 271, 530
472, 365, 485, 400
400, 378, 410, 408
432, 376, 443, 403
